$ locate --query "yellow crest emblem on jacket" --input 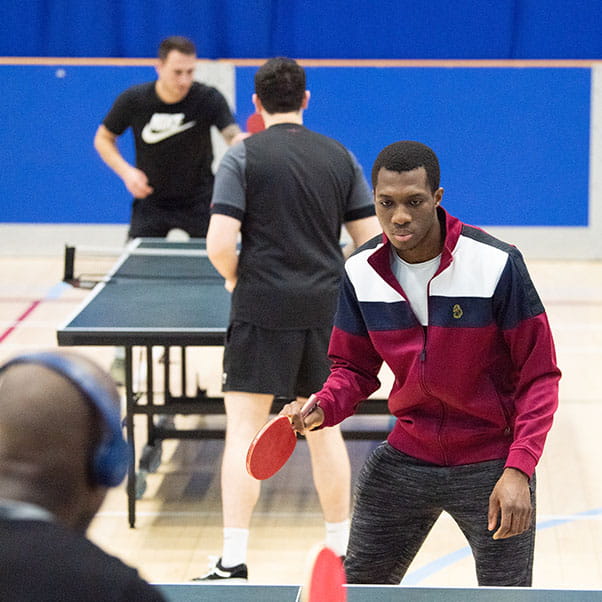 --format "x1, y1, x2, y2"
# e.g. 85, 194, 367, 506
452, 304, 463, 319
